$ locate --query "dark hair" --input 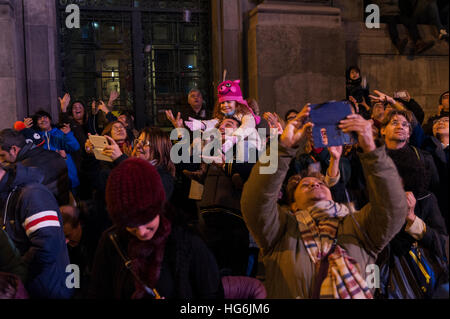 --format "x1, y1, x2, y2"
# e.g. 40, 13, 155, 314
61, 205, 80, 228
138, 127, 176, 177
284, 109, 299, 122
0, 129, 26, 151
380, 109, 413, 133
67, 100, 88, 124
346, 65, 361, 80
285, 171, 327, 204
439, 91, 449, 105
32, 110, 52, 123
